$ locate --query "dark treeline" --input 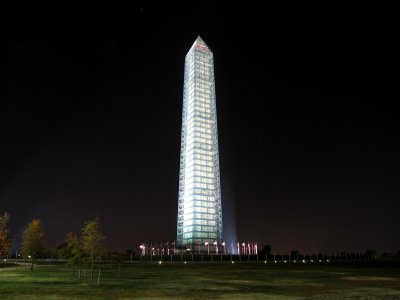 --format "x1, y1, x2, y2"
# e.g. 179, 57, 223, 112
1, 211, 400, 264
